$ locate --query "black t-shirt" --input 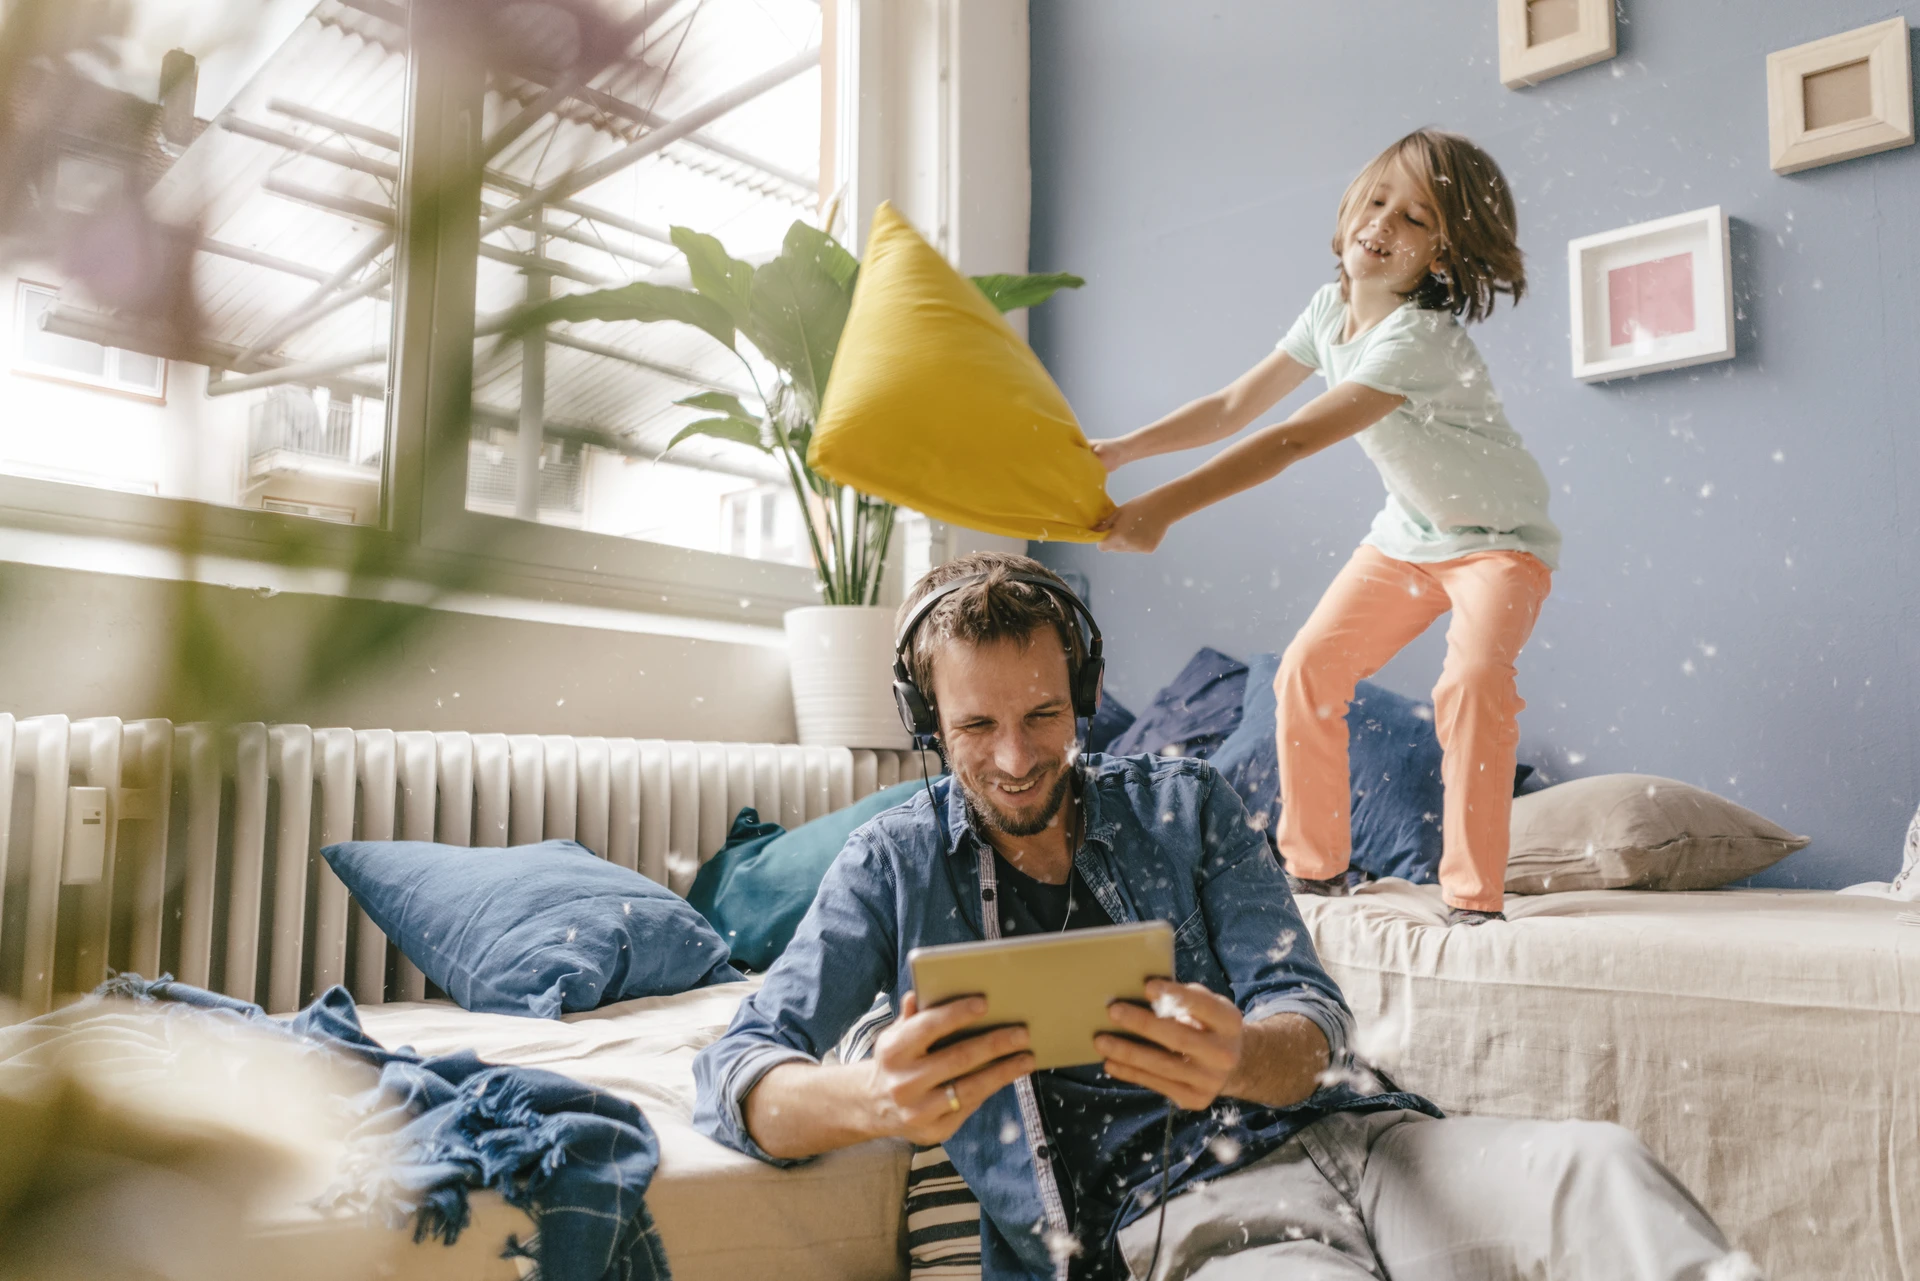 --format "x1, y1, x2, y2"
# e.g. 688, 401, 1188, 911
990, 852, 1163, 1279
991, 852, 1110, 936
